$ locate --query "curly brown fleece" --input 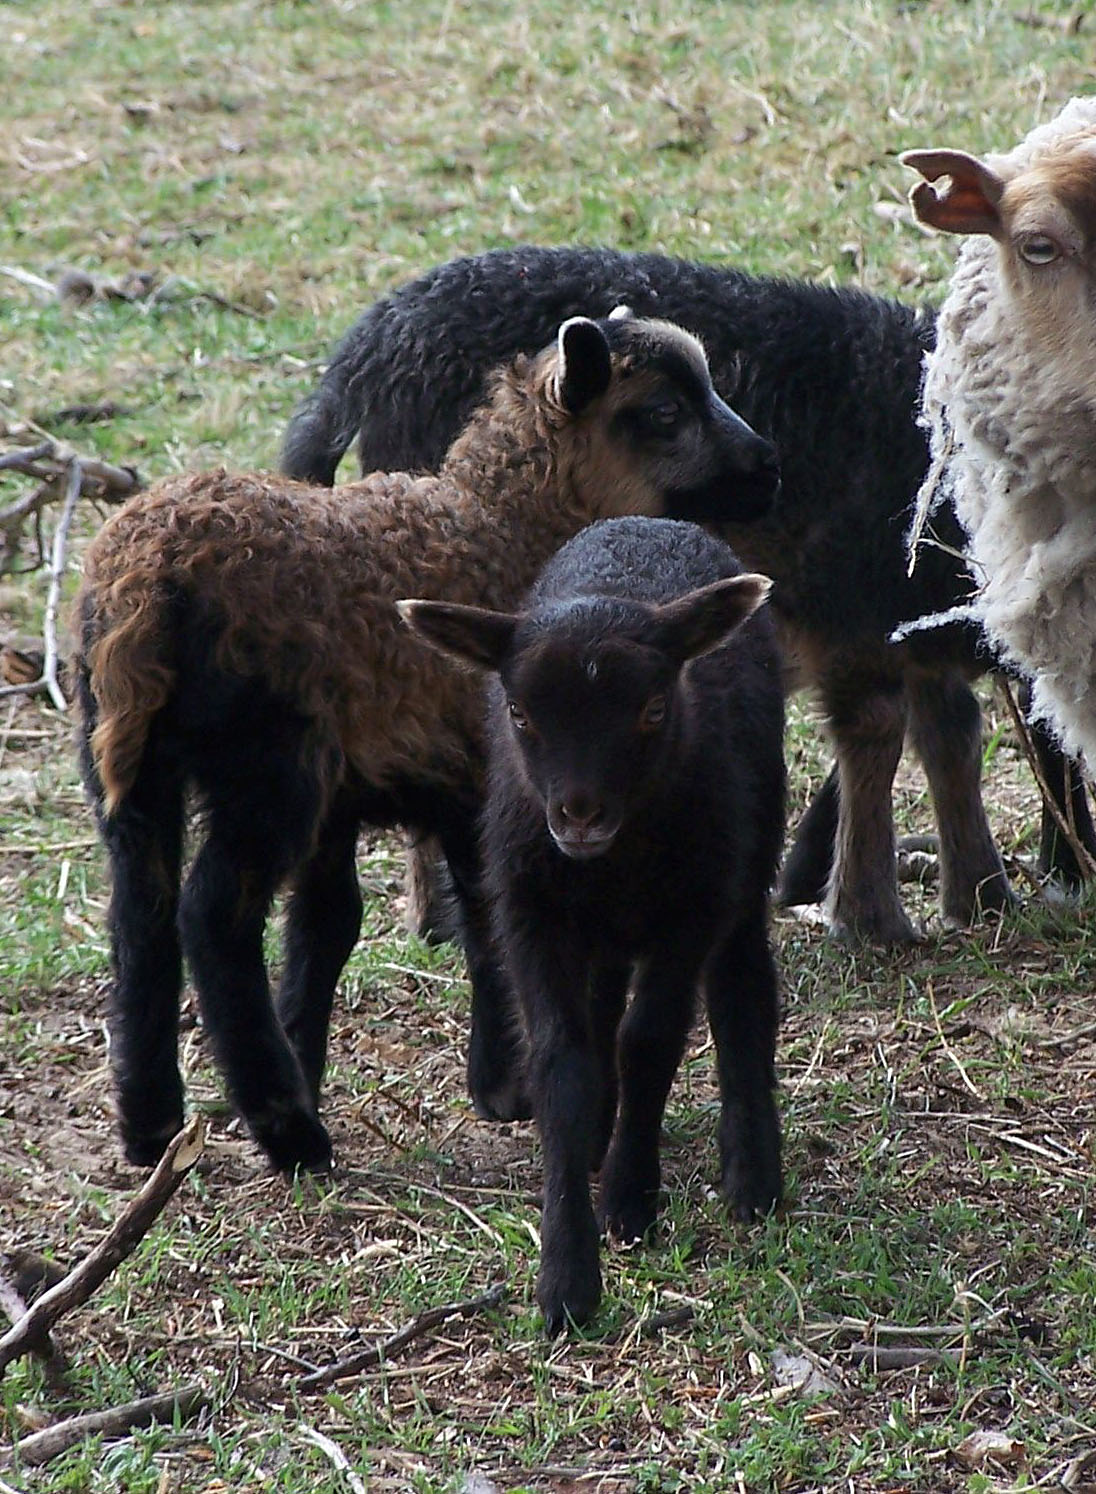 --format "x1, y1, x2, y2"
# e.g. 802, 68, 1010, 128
79, 331, 690, 816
